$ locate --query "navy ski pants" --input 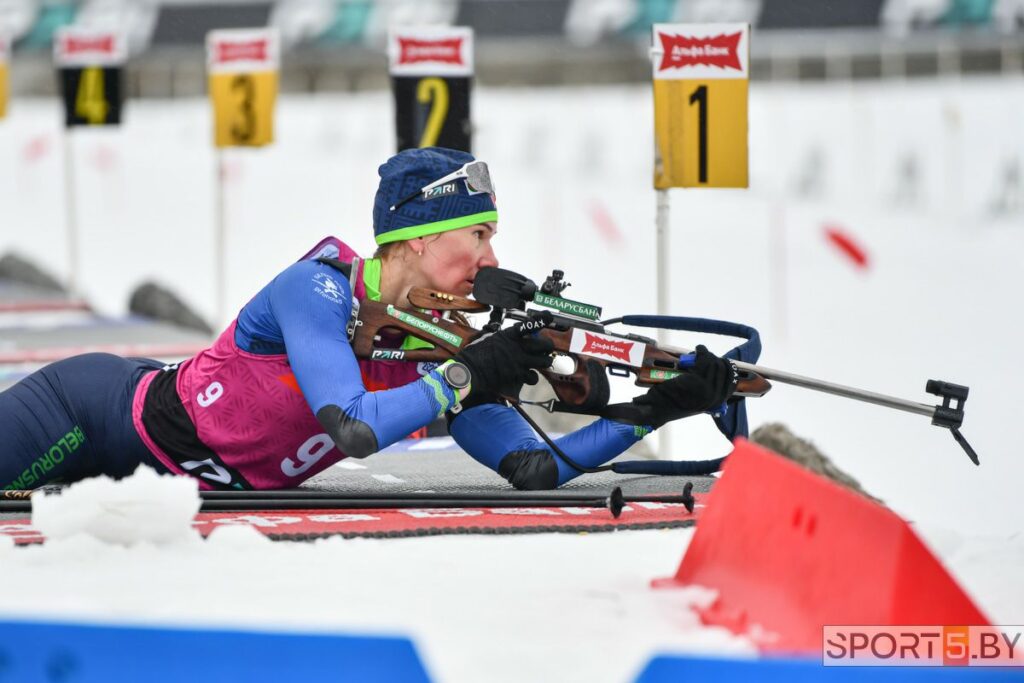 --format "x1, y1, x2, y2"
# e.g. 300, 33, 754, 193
0, 353, 165, 490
